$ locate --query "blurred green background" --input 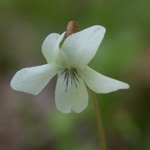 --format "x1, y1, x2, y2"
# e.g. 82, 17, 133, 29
0, 0, 150, 150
